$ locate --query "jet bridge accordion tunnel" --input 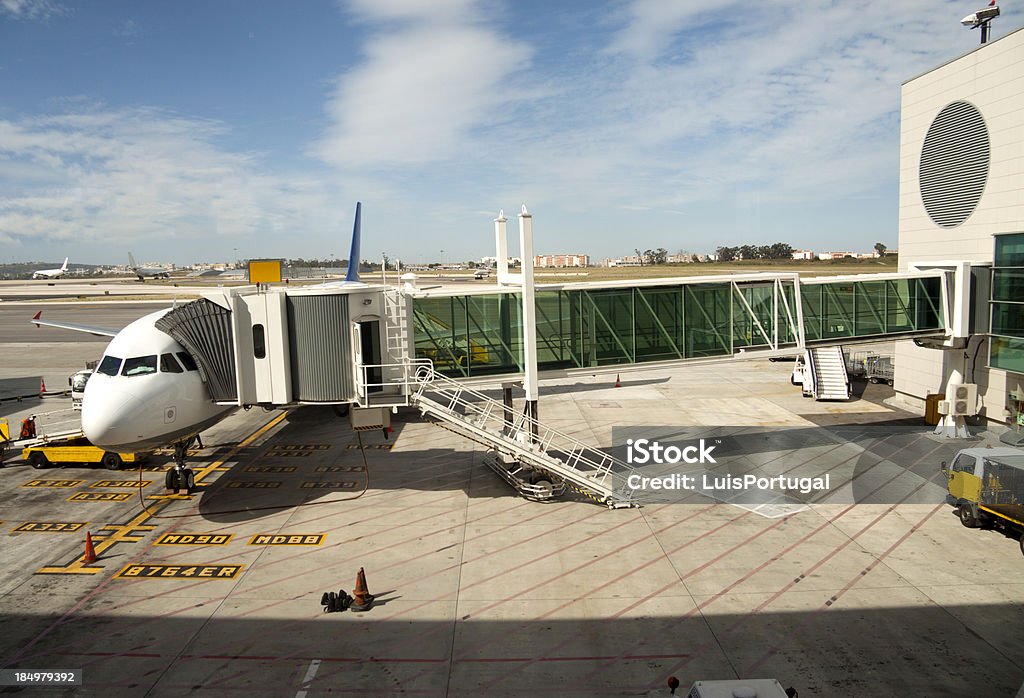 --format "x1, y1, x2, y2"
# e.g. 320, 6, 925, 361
155, 286, 380, 407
